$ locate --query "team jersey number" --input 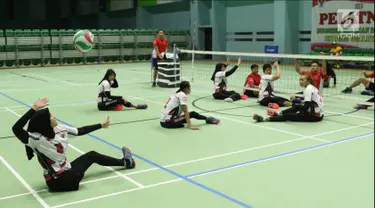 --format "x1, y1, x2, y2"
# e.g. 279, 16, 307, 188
164, 98, 171, 108
55, 143, 64, 154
